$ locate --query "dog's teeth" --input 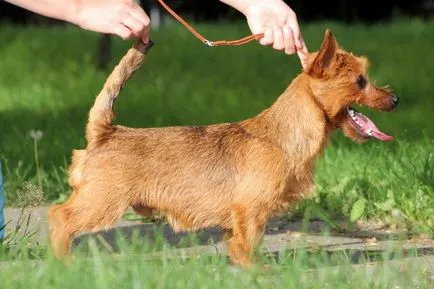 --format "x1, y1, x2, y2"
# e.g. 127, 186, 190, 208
349, 109, 355, 117
367, 129, 373, 136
